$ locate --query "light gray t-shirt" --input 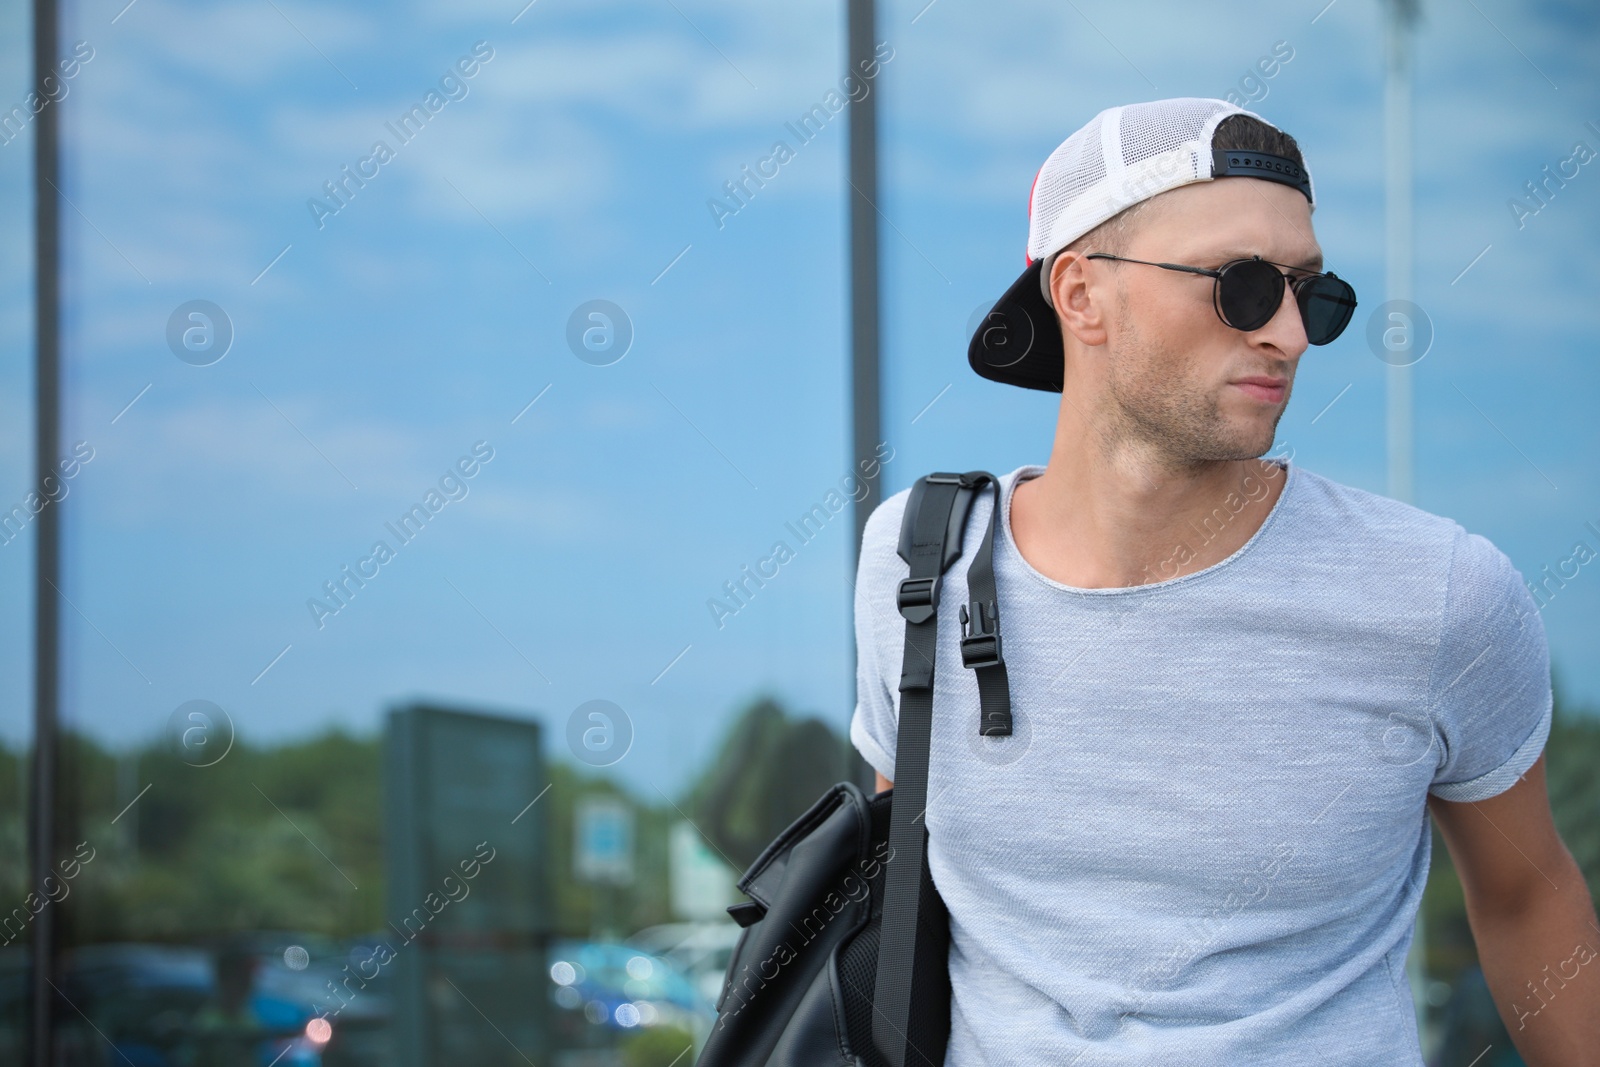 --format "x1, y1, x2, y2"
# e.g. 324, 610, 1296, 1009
849, 459, 1551, 1066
